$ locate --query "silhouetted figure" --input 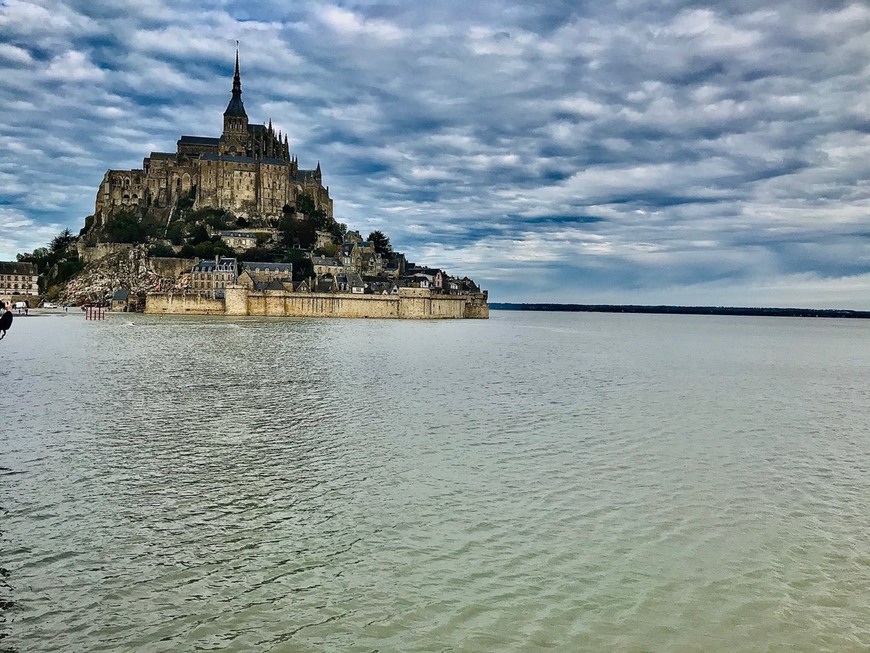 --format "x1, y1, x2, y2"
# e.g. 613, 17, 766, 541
0, 302, 13, 340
